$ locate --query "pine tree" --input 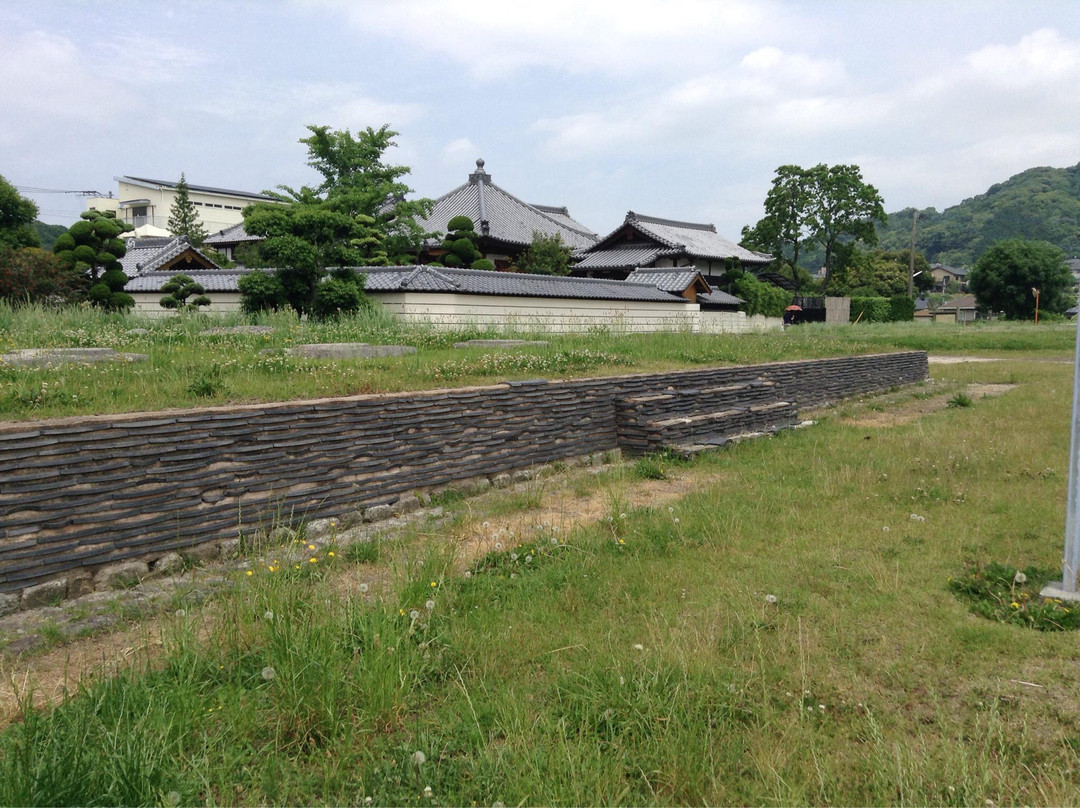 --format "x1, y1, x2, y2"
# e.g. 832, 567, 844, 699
167, 173, 208, 246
